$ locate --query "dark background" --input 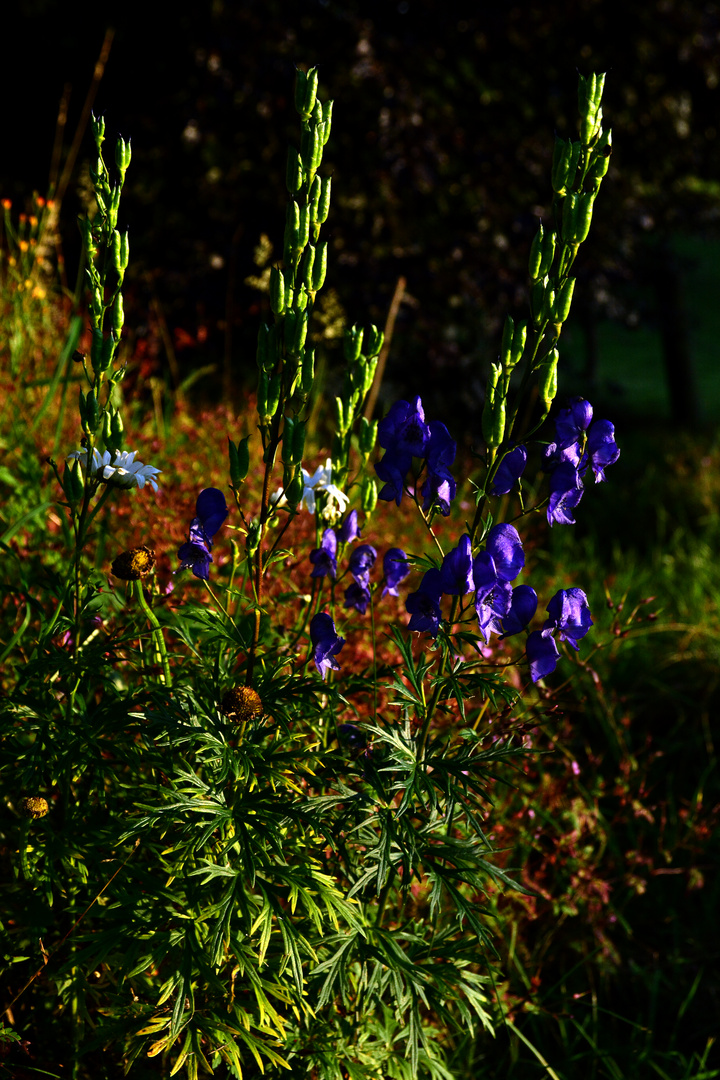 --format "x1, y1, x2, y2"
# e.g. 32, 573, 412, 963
5, 0, 720, 427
